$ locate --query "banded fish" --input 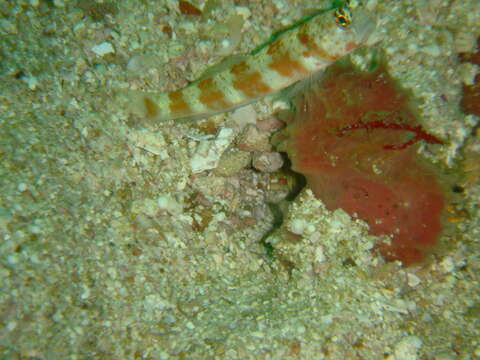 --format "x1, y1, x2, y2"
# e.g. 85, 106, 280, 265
133, 1, 377, 122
